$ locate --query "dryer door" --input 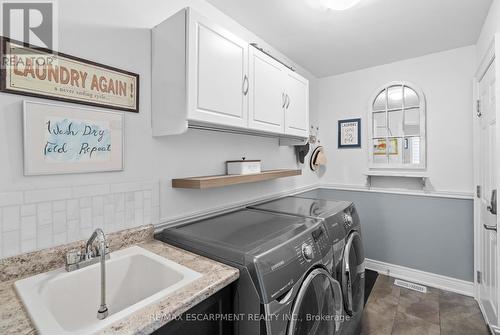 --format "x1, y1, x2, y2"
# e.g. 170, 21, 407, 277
287, 268, 343, 335
342, 231, 365, 316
